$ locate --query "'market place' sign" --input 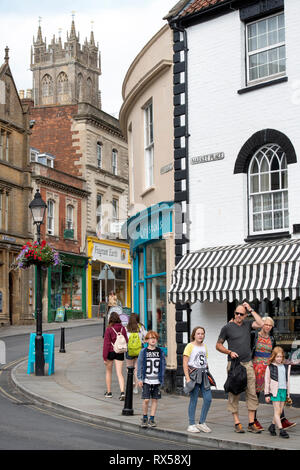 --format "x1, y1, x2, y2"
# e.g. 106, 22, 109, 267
190, 152, 225, 165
